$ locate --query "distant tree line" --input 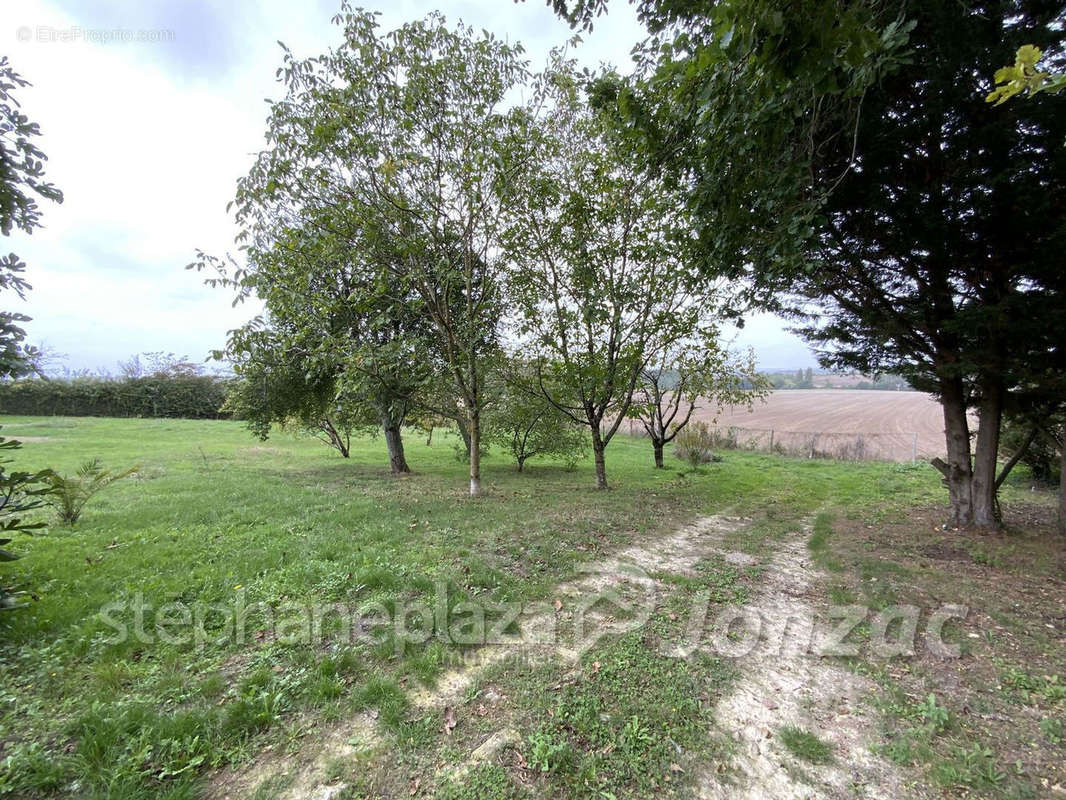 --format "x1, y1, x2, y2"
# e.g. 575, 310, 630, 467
0, 352, 230, 419
759, 370, 911, 391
